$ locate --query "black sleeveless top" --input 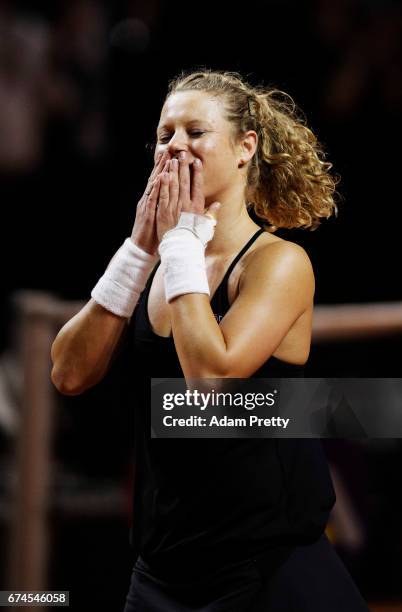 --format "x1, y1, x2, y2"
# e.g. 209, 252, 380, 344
123, 228, 336, 581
